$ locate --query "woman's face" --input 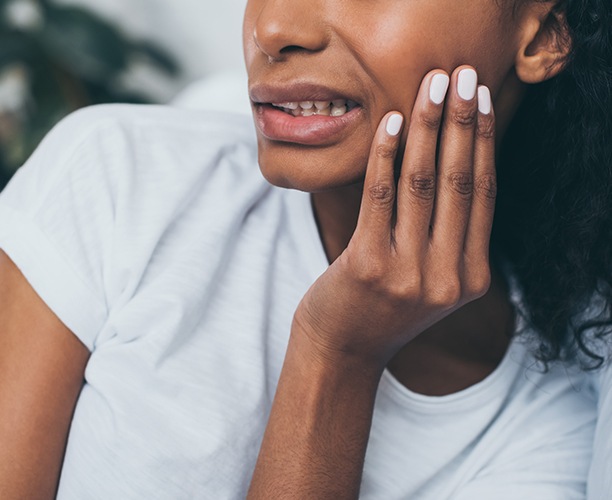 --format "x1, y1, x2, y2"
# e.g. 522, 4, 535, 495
244, 0, 523, 192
